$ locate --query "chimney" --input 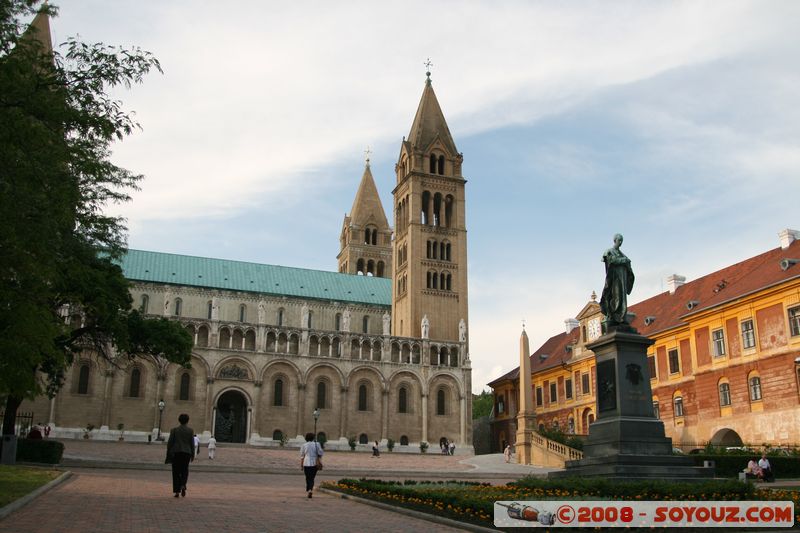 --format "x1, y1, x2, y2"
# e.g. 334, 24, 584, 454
564, 318, 579, 334
779, 228, 800, 250
666, 274, 686, 295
